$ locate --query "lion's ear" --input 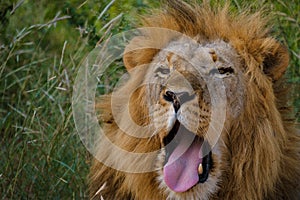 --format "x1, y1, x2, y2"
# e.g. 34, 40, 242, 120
261, 40, 290, 81
123, 49, 139, 71
123, 37, 159, 71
